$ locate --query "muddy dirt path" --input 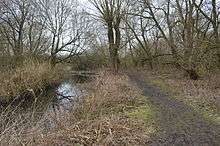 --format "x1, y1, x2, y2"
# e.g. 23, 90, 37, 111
127, 72, 220, 146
